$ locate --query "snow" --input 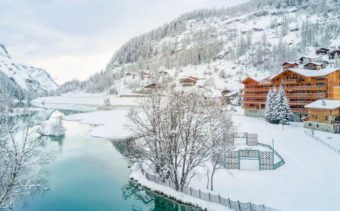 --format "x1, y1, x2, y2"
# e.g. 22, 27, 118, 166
270, 68, 340, 79
65, 109, 131, 139
32, 93, 138, 111
0, 53, 58, 93
38, 110, 65, 137
130, 166, 232, 211
186, 109, 340, 211
305, 99, 340, 110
